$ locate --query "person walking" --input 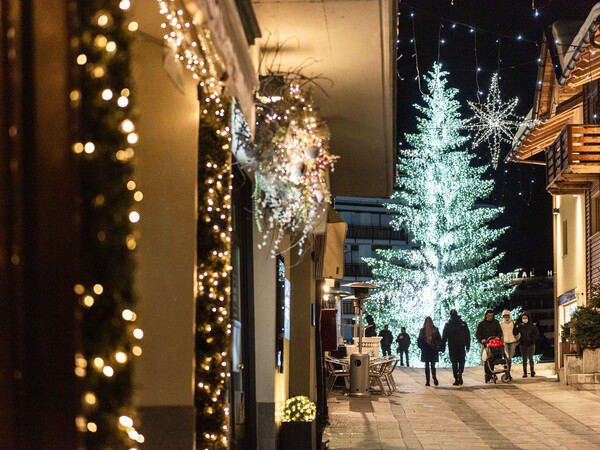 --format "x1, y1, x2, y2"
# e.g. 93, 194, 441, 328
365, 314, 377, 337
475, 310, 503, 383
378, 324, 393, 356
499, 309, 519, 381
442, 309, 470, 386
417, 317, 443, 386
514, 312, 540, 377
396, 327, 411, 366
